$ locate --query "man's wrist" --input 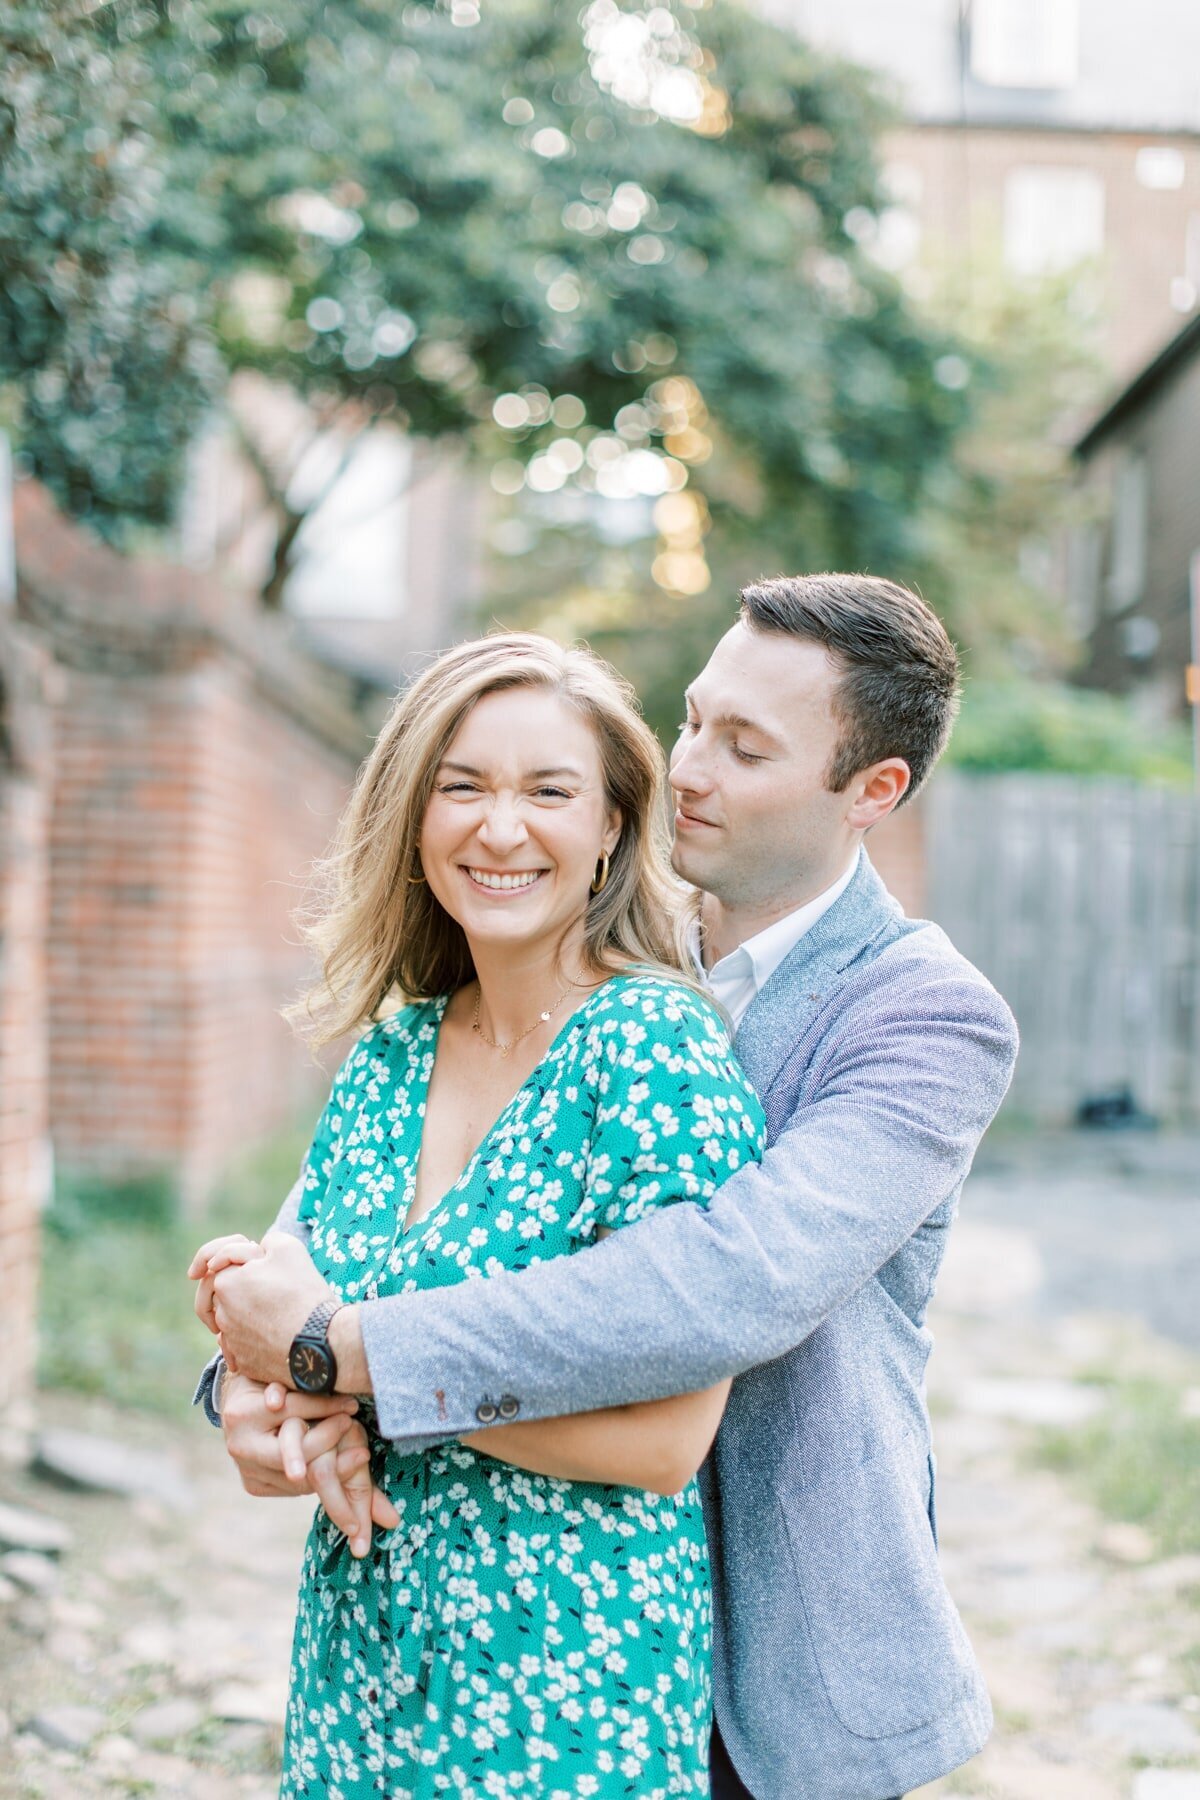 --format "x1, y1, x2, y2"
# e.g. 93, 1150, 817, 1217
328, 1305, 371, 1396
